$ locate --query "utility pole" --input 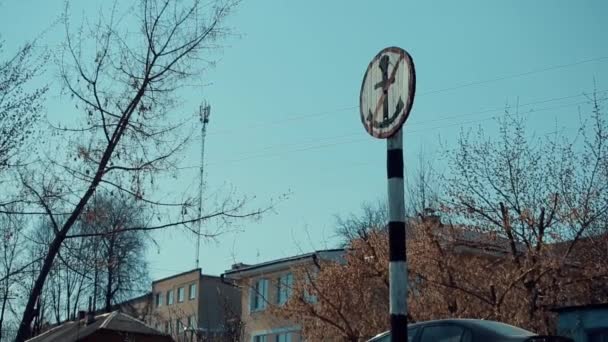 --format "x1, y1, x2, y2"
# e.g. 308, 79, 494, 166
196, 102, 211, 269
